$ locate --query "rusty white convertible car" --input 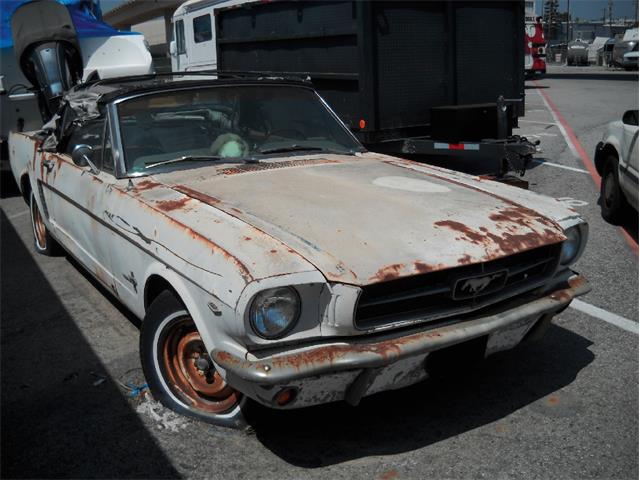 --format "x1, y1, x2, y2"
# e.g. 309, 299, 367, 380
10, 74, 590, 427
